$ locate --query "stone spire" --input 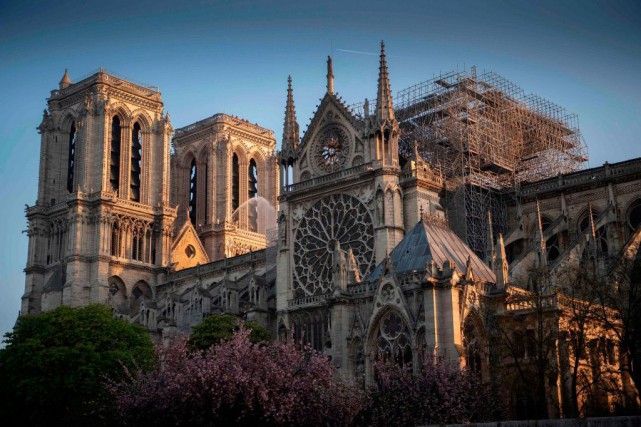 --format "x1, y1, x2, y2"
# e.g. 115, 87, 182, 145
326, 56, 334, 94
375, 41, 395, 122
282, 76, 299, 152
494, 233, 509, 289
59, 69, 72, 90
